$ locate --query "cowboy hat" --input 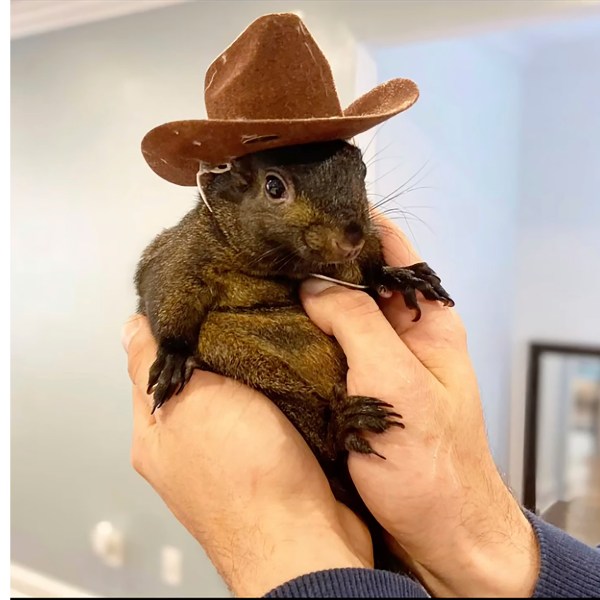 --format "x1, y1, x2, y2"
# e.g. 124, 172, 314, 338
141, 12, 419, 186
